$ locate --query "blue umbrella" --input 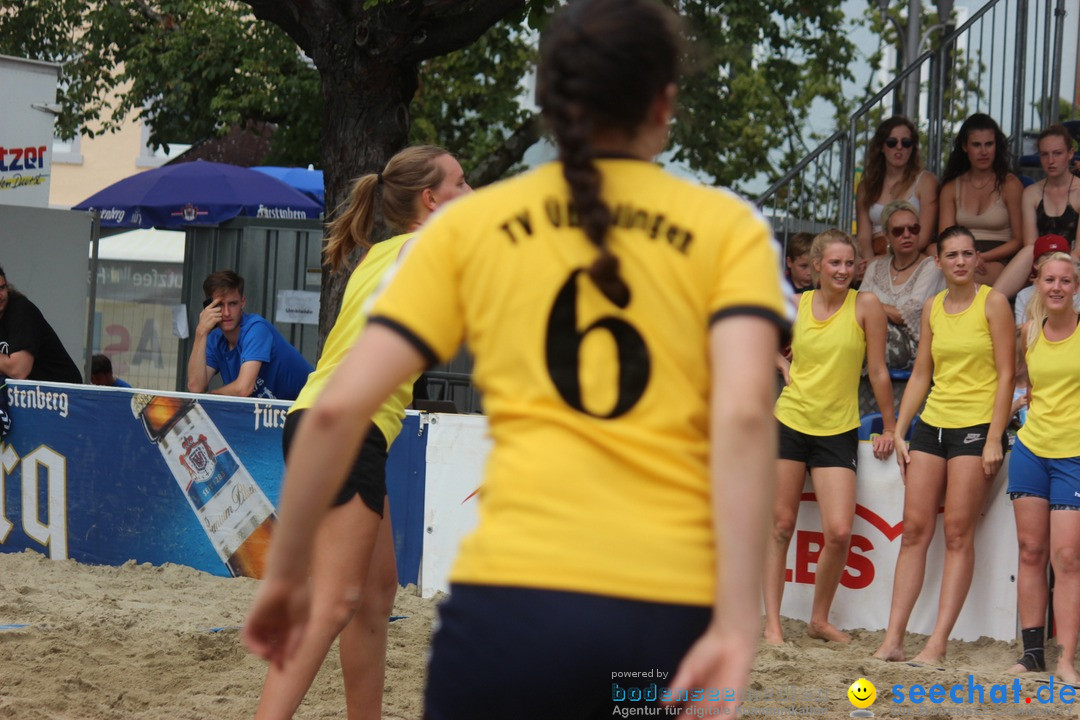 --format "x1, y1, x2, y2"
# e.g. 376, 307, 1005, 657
251, 166, 325, 206
73, 160, 323, 229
